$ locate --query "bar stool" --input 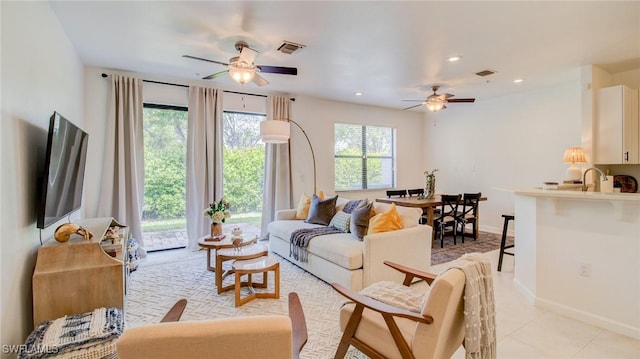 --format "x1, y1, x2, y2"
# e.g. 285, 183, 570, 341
497, 214, 515, 271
